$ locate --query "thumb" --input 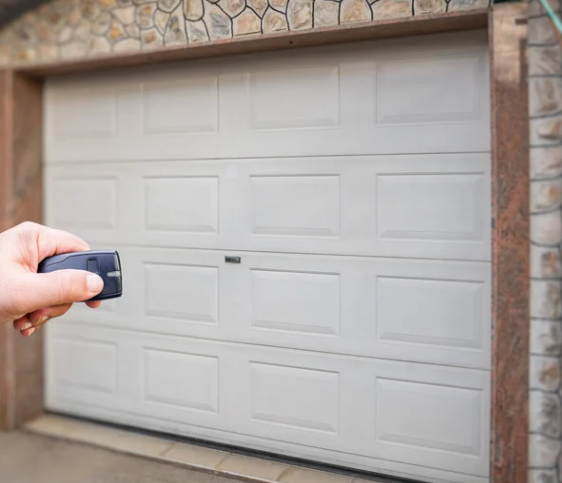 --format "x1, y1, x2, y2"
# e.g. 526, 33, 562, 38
21, 270, 104, 312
